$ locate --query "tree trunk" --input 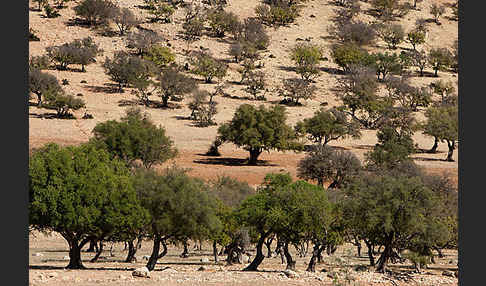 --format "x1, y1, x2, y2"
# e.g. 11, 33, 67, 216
146, 238, 161, 271
248, 148, 262, 165
434, 246, 444, 258
243, 232, 267, 271
125, 240, 137, 263
213, 241, 219, 263
376, 234, 394, 273
364, 240, 375, 266
306, 242, 323, 272
355, 238, 362, 257
66, 238, 89, 269
283, 242, 296, 271
264, 235, 274, 258
90, 241, 103, 262
428, 137, 439, 153
86, 239, 97, 253
446, 140, 455, 161
36, 94, 43, 107
180, 240, 189, 258
317, 178, 324, 188
162, 95, 169, 107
